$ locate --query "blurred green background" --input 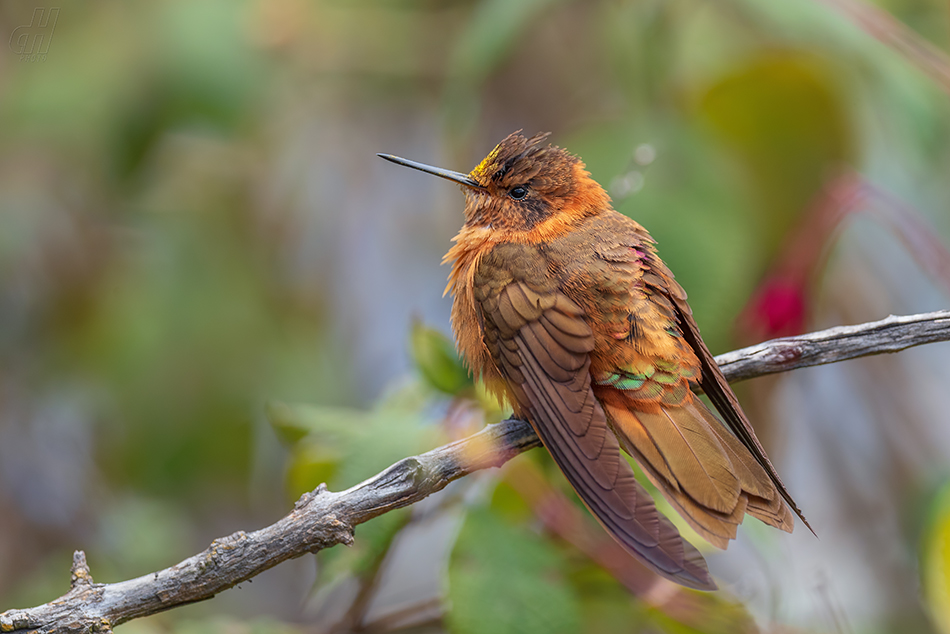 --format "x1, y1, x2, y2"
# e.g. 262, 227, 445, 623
2, 0, 950, 632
